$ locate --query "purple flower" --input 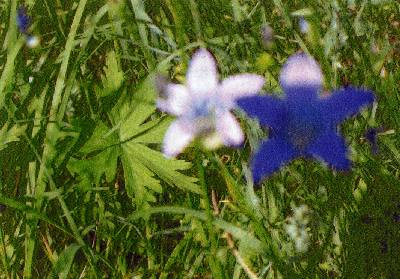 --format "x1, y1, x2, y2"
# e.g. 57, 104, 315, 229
365, 128, 378, 155
237, 53, 375, 183
157, 48, 265, 158
299, 17, 309, 34
17, 6, 30, 34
